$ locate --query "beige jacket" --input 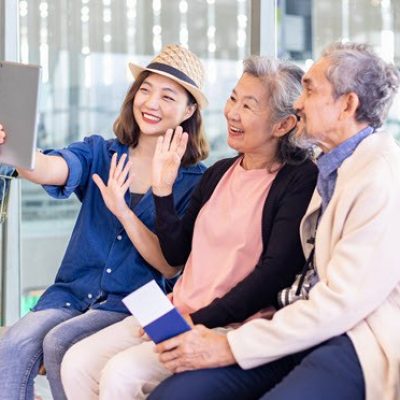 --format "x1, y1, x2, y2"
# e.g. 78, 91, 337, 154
228, 132, 400, 399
